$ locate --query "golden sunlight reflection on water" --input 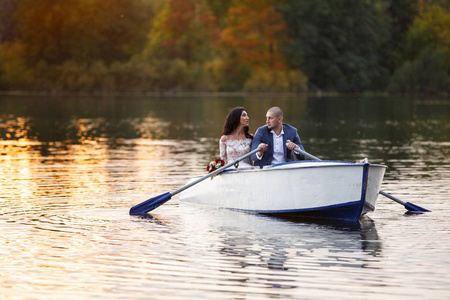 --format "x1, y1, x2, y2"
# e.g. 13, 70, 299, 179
1, 96, 450, 299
